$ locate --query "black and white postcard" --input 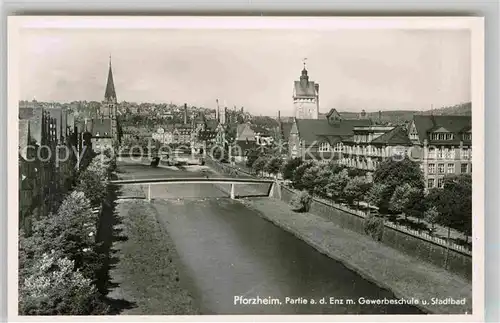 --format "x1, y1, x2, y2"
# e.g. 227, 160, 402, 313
8, 16, 484, 322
